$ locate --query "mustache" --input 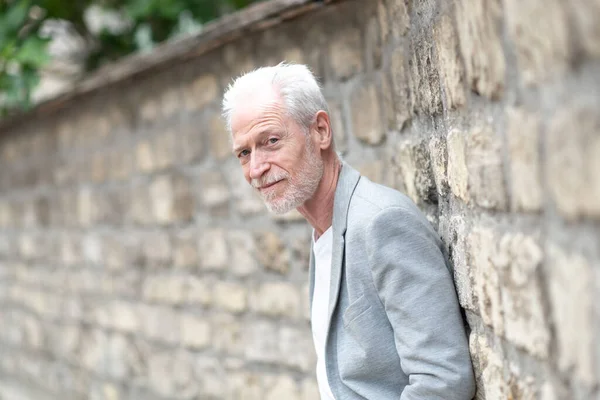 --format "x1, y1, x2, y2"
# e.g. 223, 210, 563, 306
251, 171, 289, 188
